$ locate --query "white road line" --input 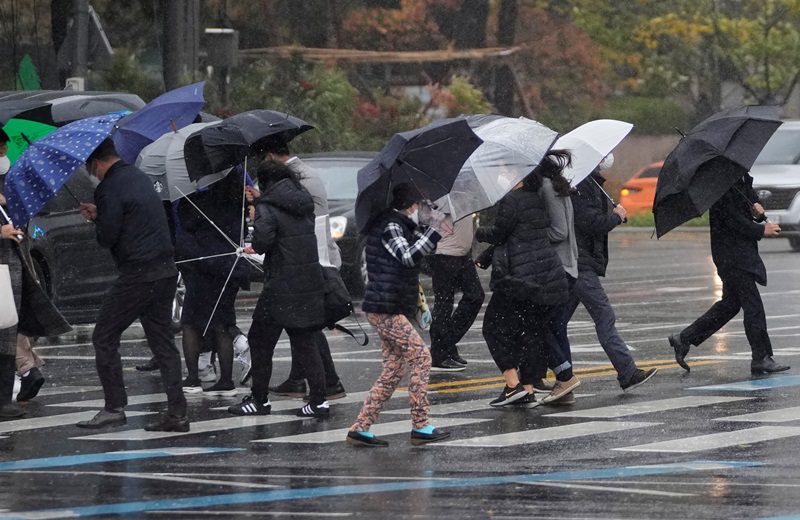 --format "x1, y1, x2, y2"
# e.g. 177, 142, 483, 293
0, 411, 154, 434
36, 386, 103, 396
71, 414, 304, 441
256, 417, 489, 444
147, 512, 353, 517
437, 421, 658, 448
51, 392, 244, 409
715, 406, 800, 423
543, 396, 752, 419
5, 470, 283, 490
614, 425, 800, 453
383, 395, 596, 416
519, 481, 695, 497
